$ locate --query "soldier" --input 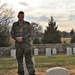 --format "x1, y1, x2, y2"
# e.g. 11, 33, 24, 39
11, 11, 36, 75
